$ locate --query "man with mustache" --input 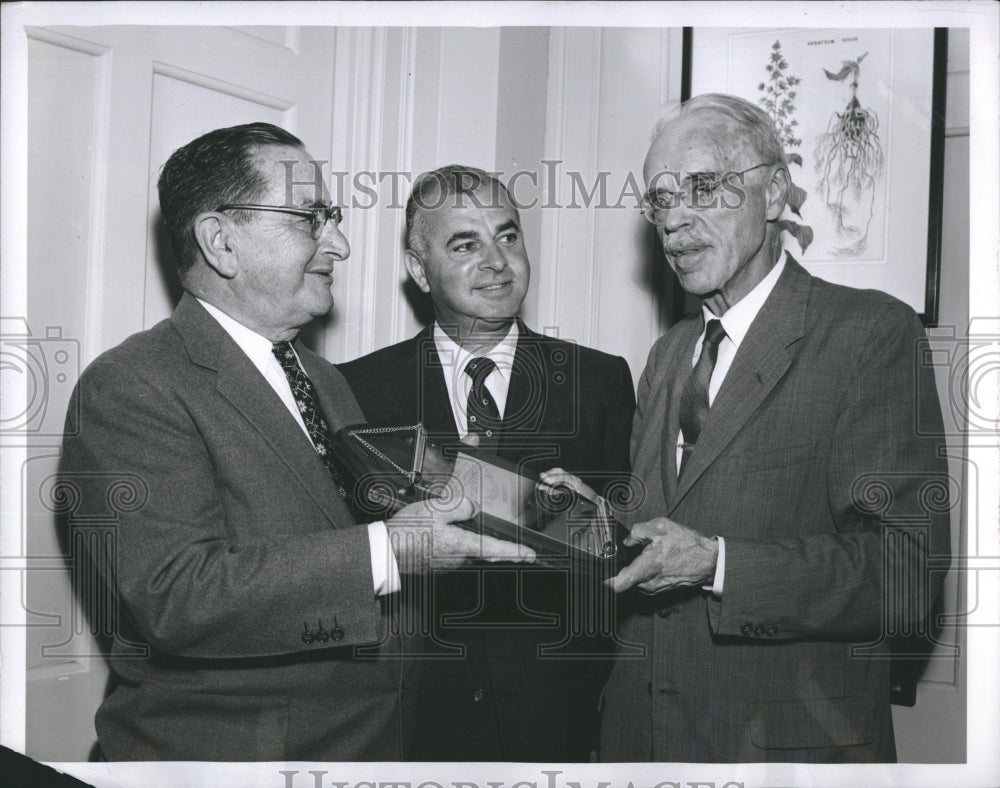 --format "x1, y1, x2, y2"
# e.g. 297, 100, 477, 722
594, 94, 951, 762
59, 125, 528, 761
340, 165, 635, 761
